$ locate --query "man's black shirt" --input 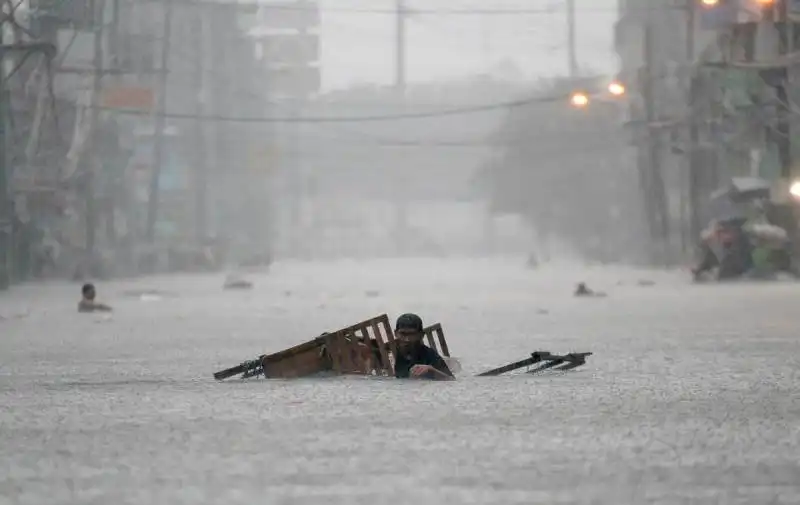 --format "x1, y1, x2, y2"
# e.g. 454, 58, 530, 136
394, 344, 453, 379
